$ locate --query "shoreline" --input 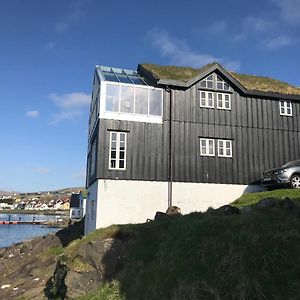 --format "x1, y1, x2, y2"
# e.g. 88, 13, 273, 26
0, 209, 69, 215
